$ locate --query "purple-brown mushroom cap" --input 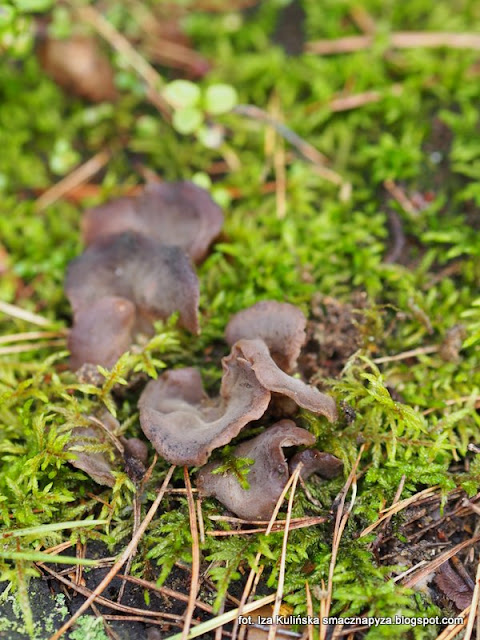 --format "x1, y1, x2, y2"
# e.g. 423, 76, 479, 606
65, 231, 199, 334
288, 449, 343, 480
227, 339, 338, 422
82, 181, 224, 263
68, 296, 135, 370
197, 420, 316, 520
138, 361, 271, 466
225, 301, 307, 372
67, 424, 117, 487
